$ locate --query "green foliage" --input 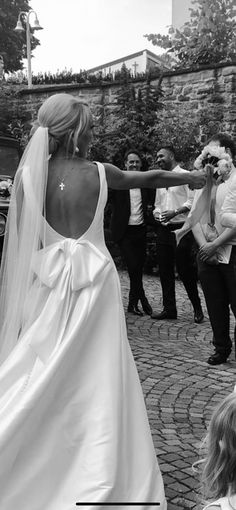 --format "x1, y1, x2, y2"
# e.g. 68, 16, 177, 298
90, 70, 225, 170
5, 66, 162, 86
145, 0, 236, 68
7, 119, 30, 148
149, 110, 202, 167
90, 64, 164, 168
0, 0, 40, 73
0, 84, 20, 135
1, 65, 228, 169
